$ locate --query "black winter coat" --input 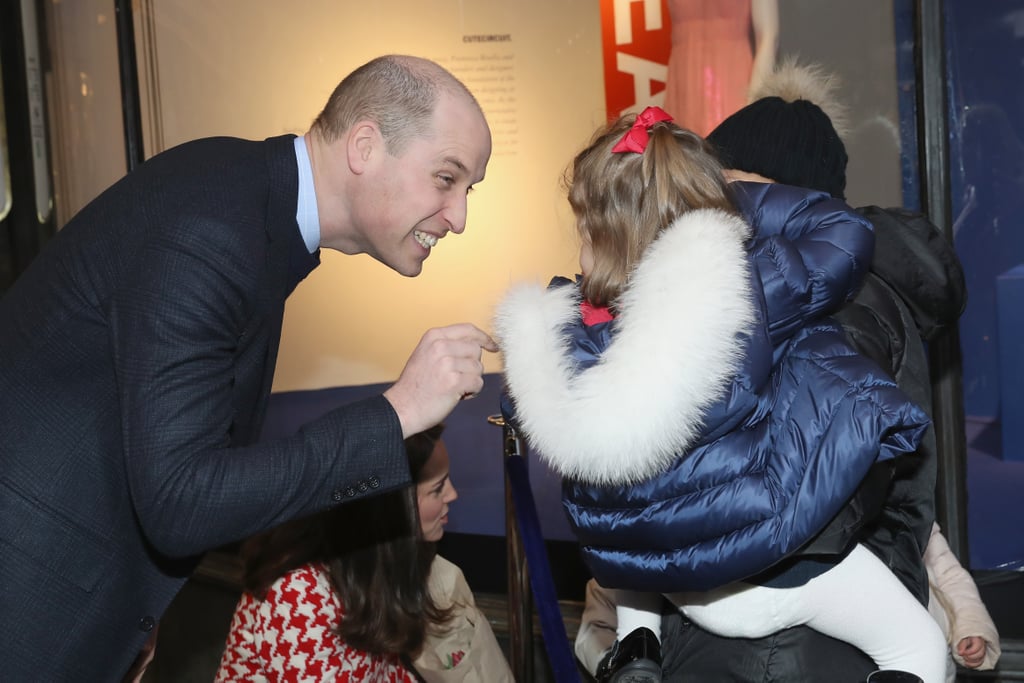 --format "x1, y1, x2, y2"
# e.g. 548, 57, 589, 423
837, 206, 967, 604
